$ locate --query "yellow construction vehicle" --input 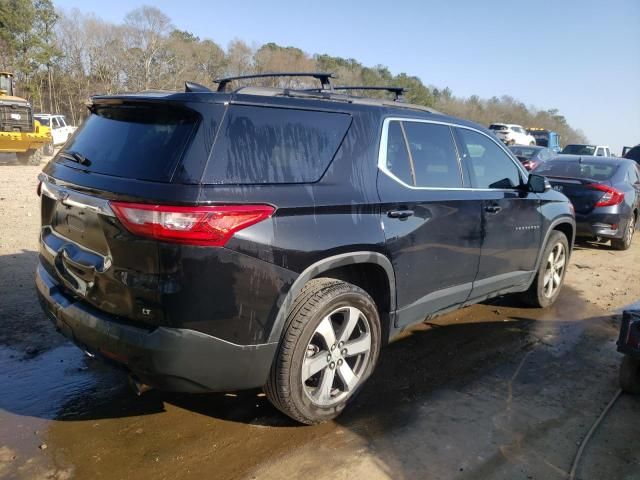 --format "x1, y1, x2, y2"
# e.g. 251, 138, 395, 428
0, 72, 53, 165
